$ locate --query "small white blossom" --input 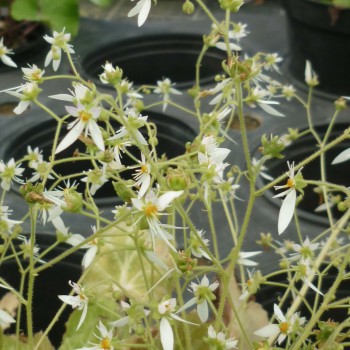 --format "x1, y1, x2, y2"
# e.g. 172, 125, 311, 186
0, 309, 15, 328
0, 158, 24, 191
58, 281, 88, 330
305, 60, 319, 87
274, 161, 302, 235
55, 104, 104, 154
22, 64, 44, 82
131, 190, 183, 251
207, 325, 238, 349
178, 275, 219, 323
133, 153, 152, 198
254, 304, 305, 345
128, 0, 152, 27
154, 78, 182, 111
0, 38, 16, 67
43, 29, 74, 71
77, 320, 114, 350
